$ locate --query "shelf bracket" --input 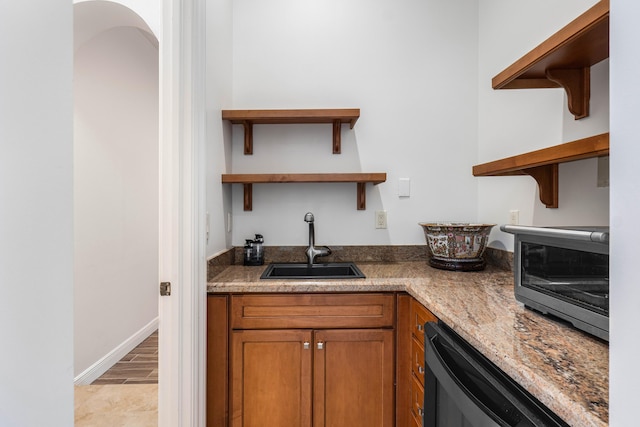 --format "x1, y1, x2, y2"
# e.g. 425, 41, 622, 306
545, 67, 590, 120
243, 183, 253, 211
523, 164, 558, 208
333, 120, 341, 154
242, 121, 253, 155
357, 182, 366, 210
